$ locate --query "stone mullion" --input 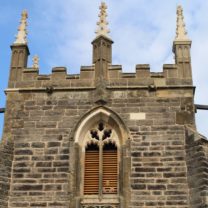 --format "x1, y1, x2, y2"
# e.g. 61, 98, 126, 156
99, 141, 103, 199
